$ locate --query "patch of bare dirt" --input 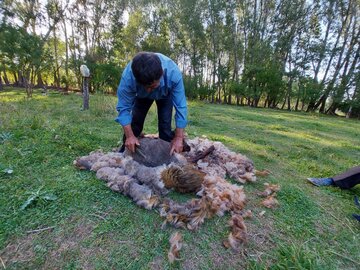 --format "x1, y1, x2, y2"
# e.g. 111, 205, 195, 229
0, 233, 36, 267
0, 216, 111, 270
